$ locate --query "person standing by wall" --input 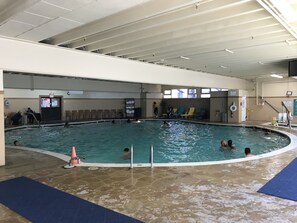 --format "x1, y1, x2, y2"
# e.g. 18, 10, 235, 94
153, 101, 158, 118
